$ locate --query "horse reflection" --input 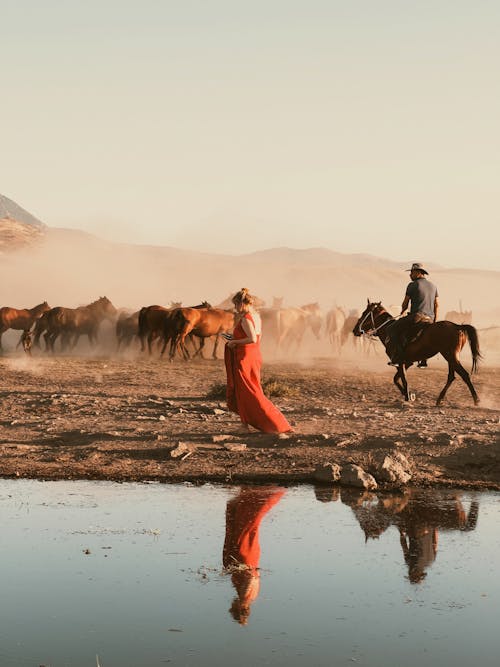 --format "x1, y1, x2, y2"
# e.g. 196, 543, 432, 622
223, 487, 285, 625
341, 488, 479, 583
